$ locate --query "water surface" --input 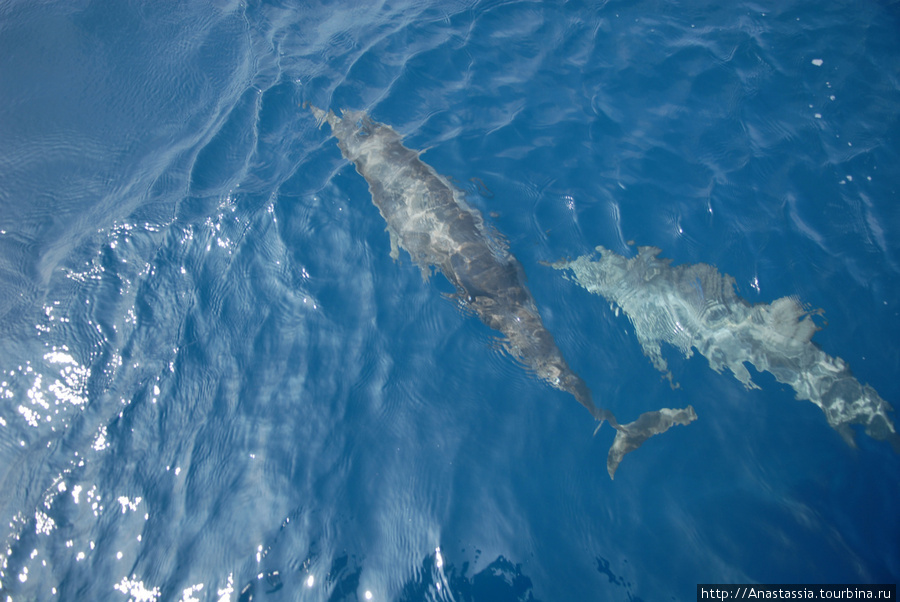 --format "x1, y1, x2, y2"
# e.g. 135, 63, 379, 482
1, 1, 898, 600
